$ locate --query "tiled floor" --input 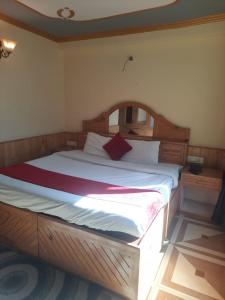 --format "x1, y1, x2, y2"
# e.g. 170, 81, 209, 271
149, 215, 225, 300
